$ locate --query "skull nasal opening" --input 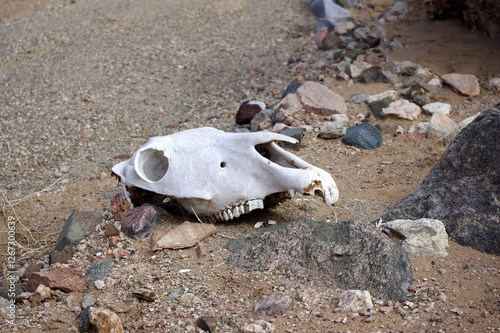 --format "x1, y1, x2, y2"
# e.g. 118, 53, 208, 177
136, 148, 169, 182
